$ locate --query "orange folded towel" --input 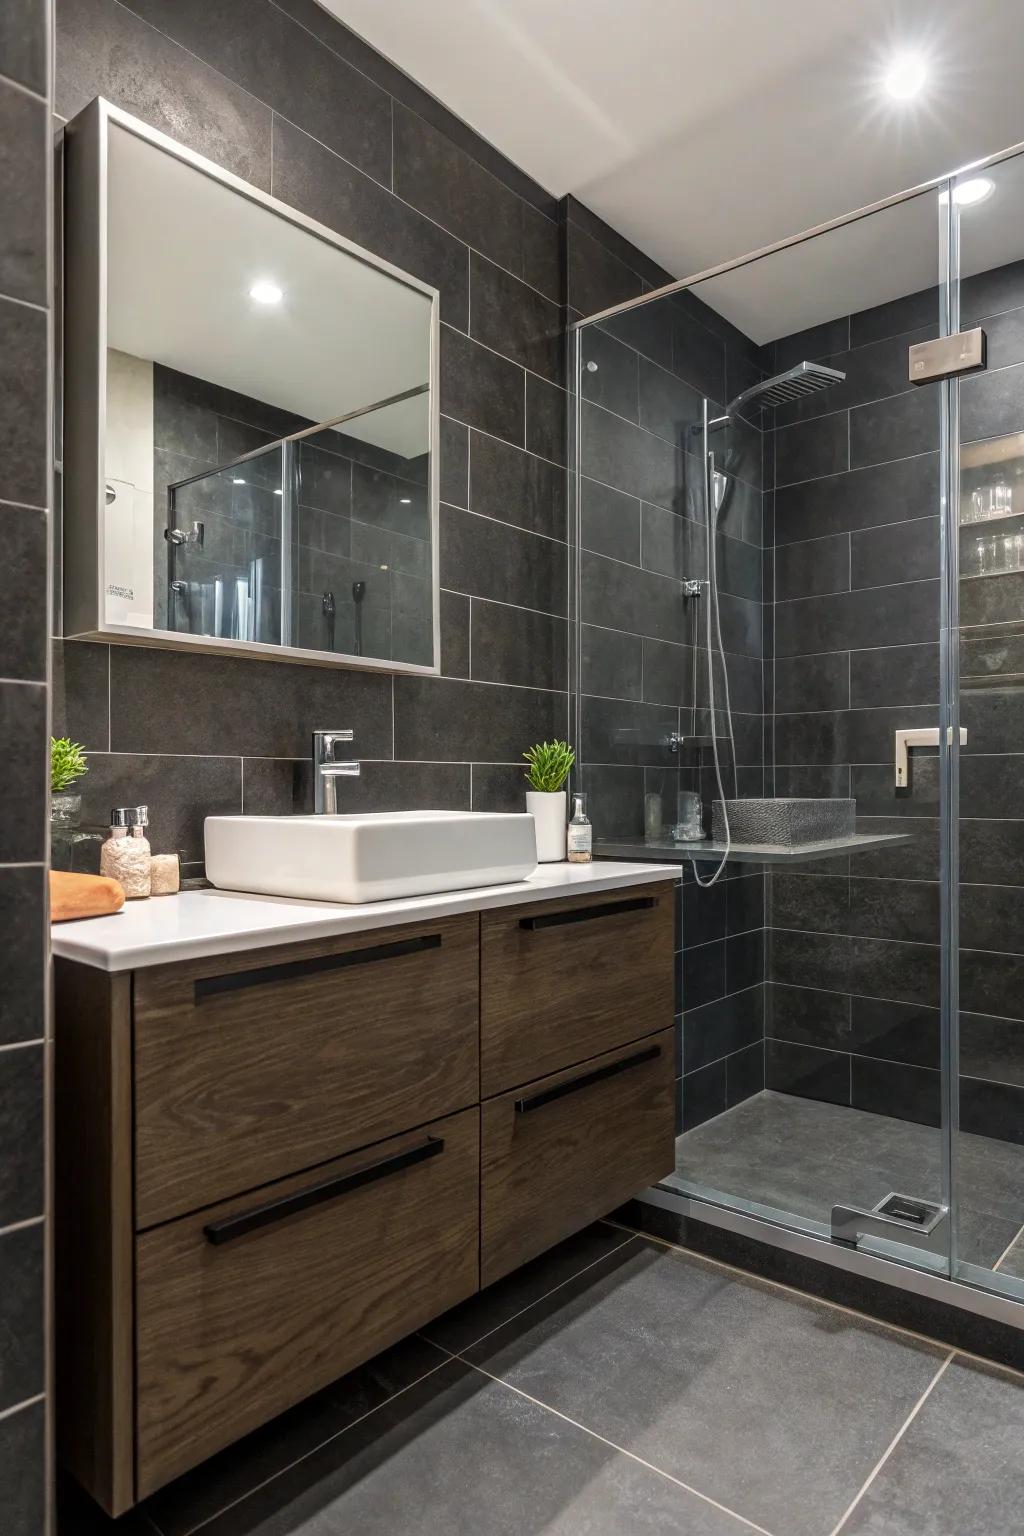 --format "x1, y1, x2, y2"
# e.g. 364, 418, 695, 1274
49, 870, 125, 923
